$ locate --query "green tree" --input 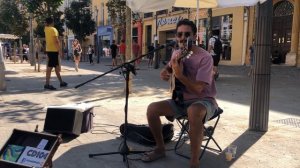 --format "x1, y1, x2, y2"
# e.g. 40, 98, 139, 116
34, 11, 64, 37
0, 0, 28, 36
21, 0, 64, 37
64, 1, 96, 42
106, 0, 126, 41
